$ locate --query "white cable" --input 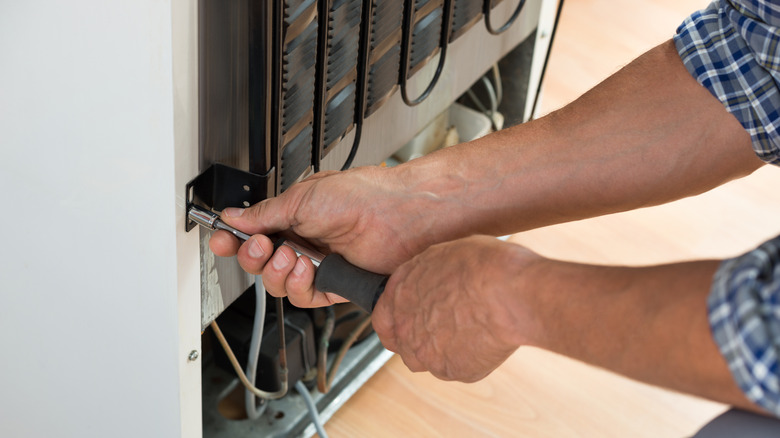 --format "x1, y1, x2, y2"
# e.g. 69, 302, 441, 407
466, 89, 489, 115
480, 76, 498, 117
295, 380, 329, 438
210, 320, 289, 400
245, 276, 267, 419
479, 76, 501, 131
492, 64, 503, 106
